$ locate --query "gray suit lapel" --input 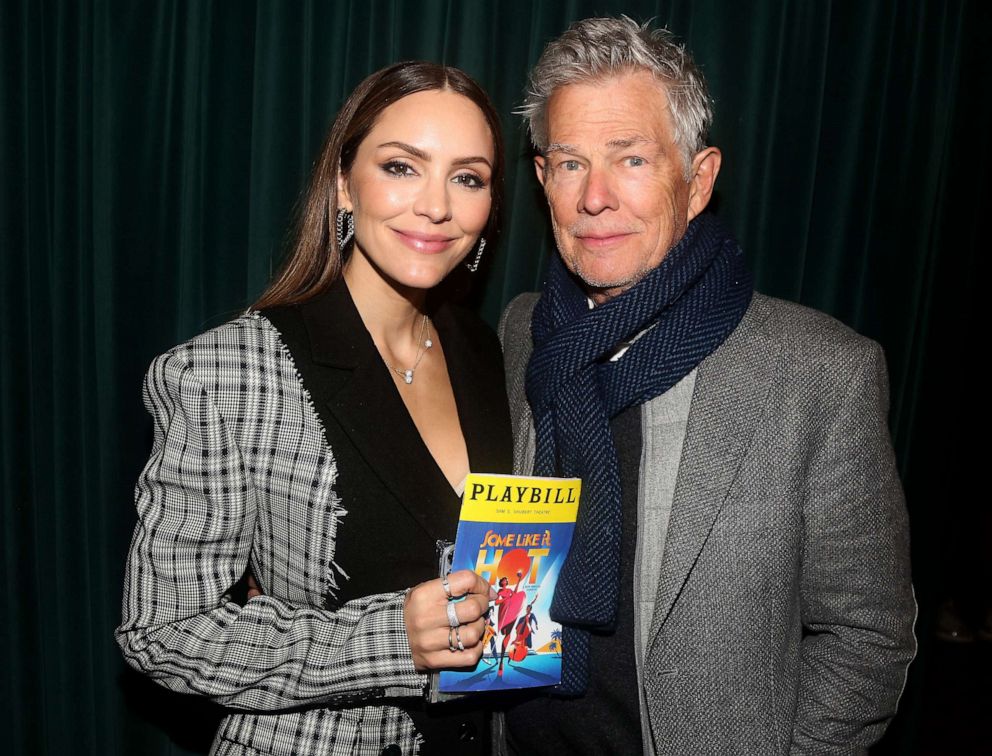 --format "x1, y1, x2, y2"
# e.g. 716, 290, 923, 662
499, 293, 541, 475
647, 295, 779, 649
